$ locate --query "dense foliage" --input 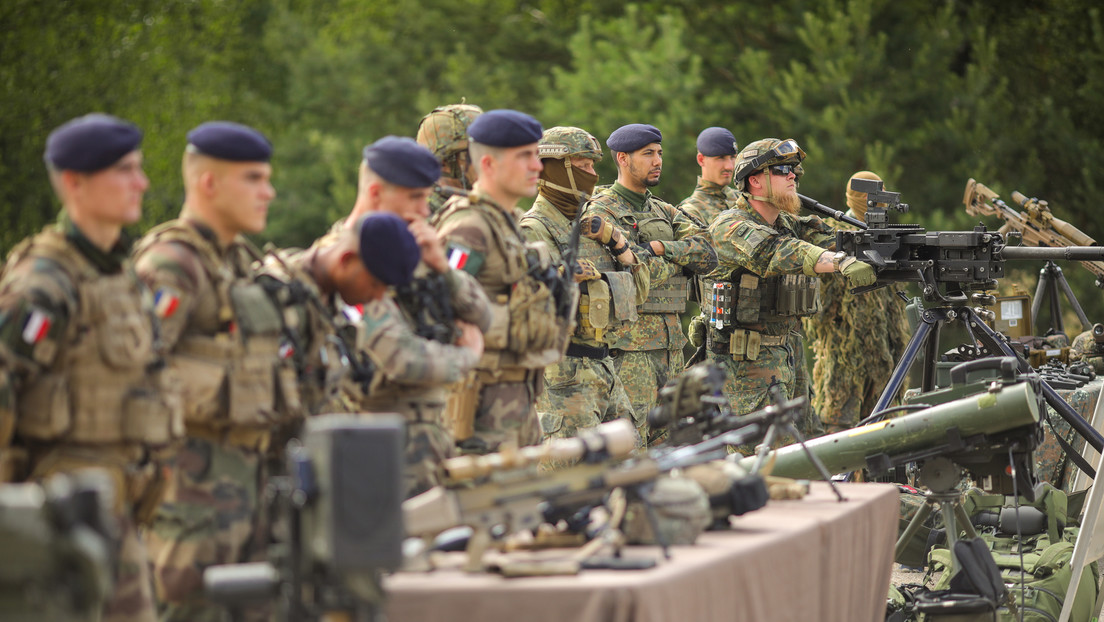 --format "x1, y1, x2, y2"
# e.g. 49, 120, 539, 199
4, 0, 1103, 324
